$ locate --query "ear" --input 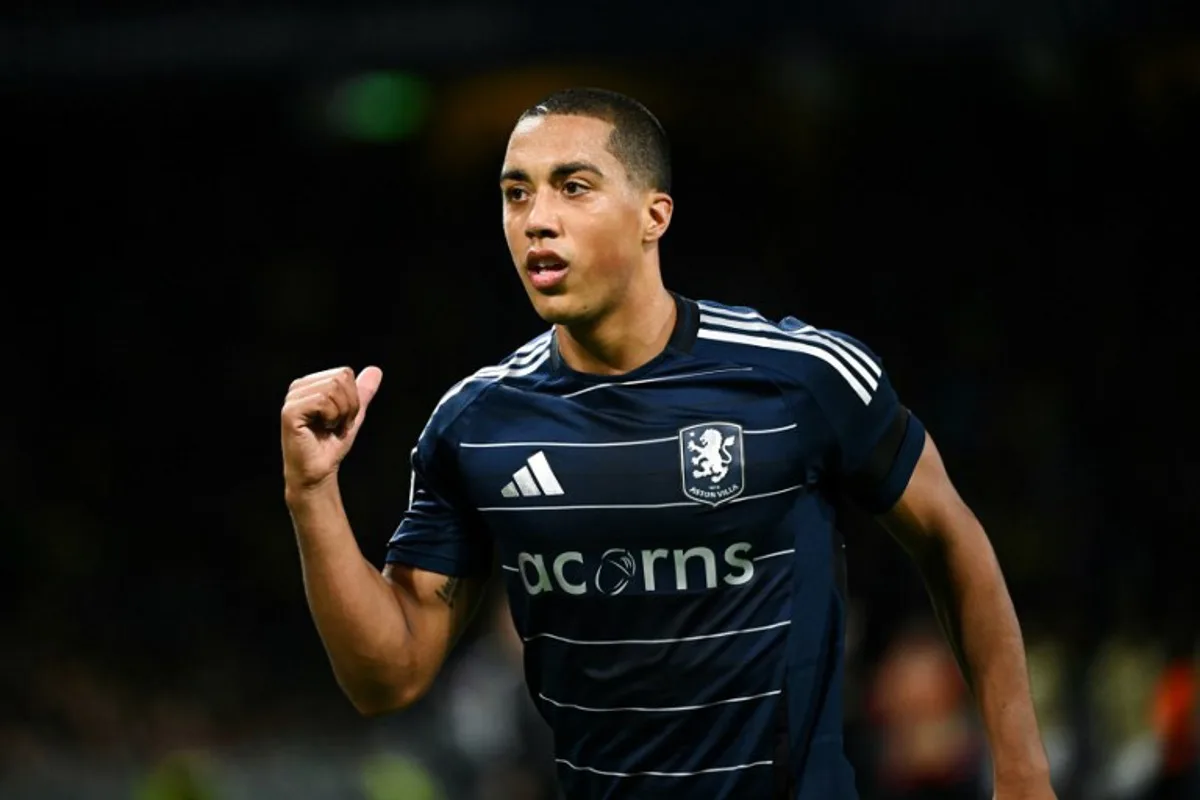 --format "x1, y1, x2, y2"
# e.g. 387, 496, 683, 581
642, 191, 673, 244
